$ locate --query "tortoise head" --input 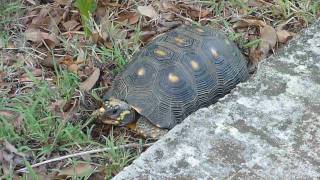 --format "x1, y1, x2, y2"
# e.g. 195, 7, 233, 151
99, 98, 136, 126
